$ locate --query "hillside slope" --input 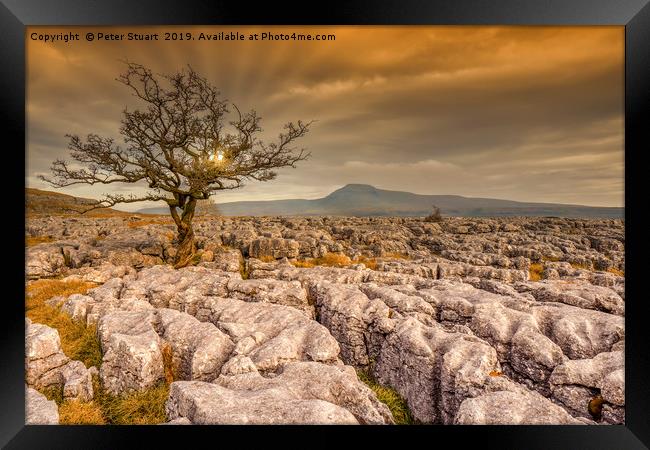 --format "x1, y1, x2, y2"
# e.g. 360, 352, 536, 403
26, 188, 130, 216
